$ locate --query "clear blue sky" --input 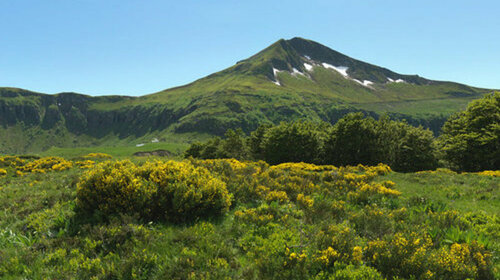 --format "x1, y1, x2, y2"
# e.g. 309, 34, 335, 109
1, 0, 499, 96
